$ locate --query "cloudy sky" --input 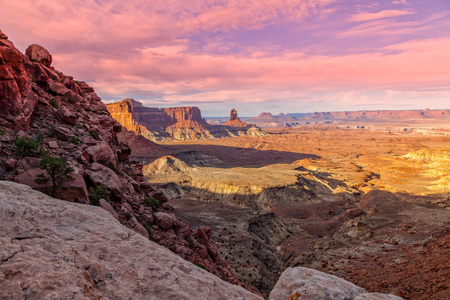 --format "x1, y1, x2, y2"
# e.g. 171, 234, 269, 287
1, 0, 449, 116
